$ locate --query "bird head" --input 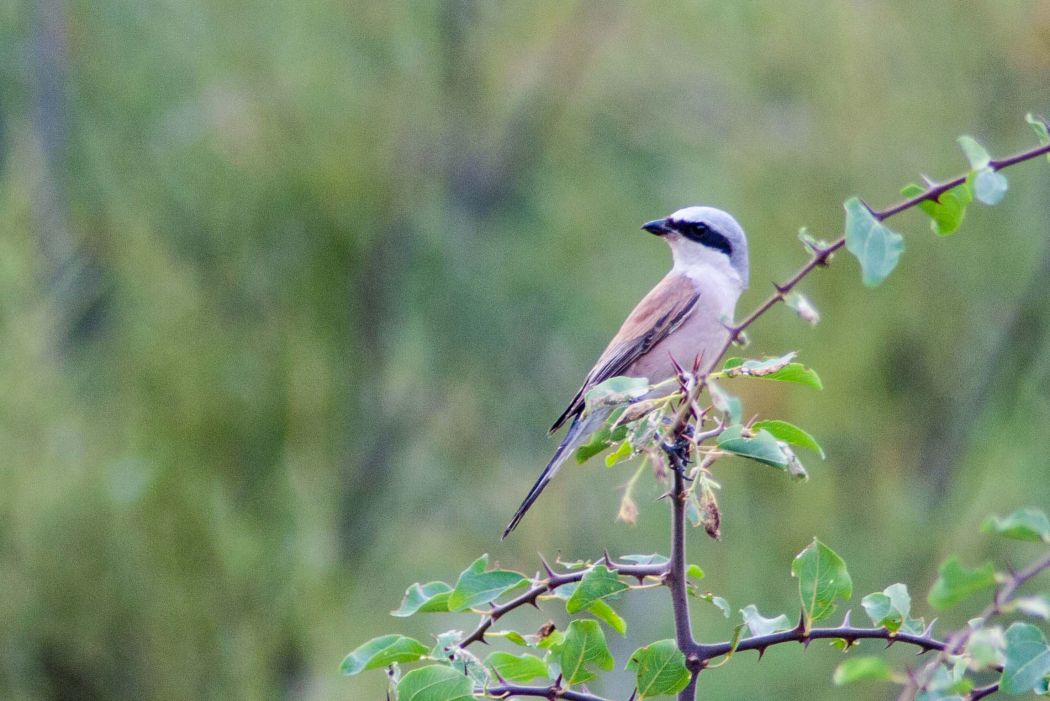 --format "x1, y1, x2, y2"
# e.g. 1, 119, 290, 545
642, 207, 750, 289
